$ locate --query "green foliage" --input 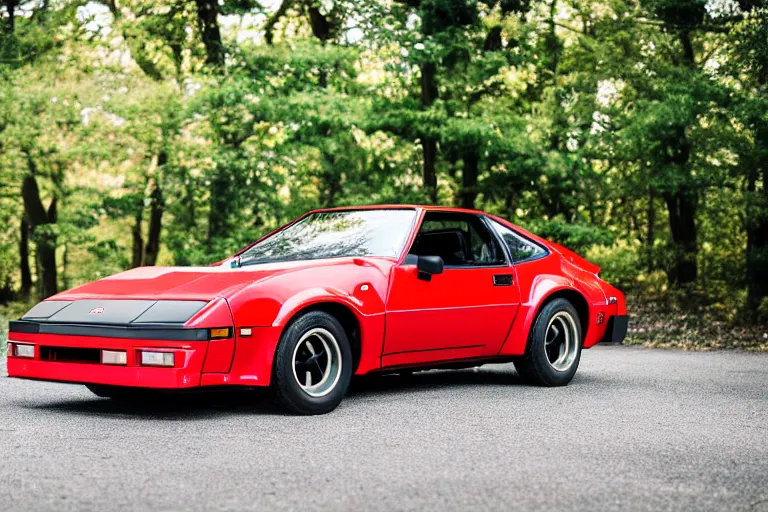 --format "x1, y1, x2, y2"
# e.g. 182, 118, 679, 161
585, 242, 641, 289
0, 0, 766, 332
0, 301, 33, 355
527, 218, 615, 254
